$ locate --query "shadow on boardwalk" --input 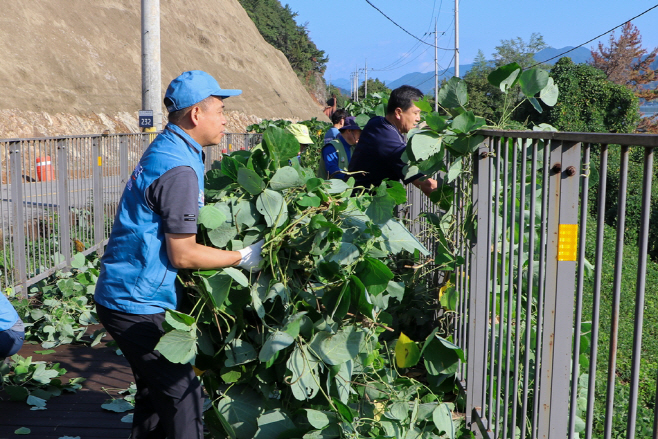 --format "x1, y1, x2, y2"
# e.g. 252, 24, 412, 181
0, 325, 133, 439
